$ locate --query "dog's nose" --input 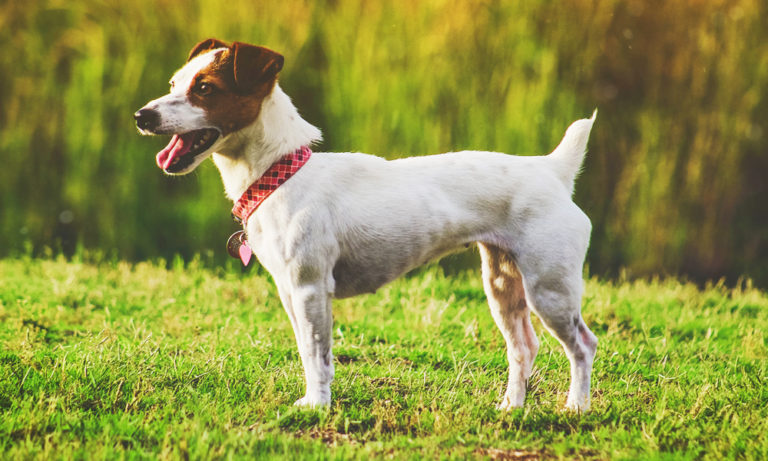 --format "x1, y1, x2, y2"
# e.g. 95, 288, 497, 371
134, 108, 160, 131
